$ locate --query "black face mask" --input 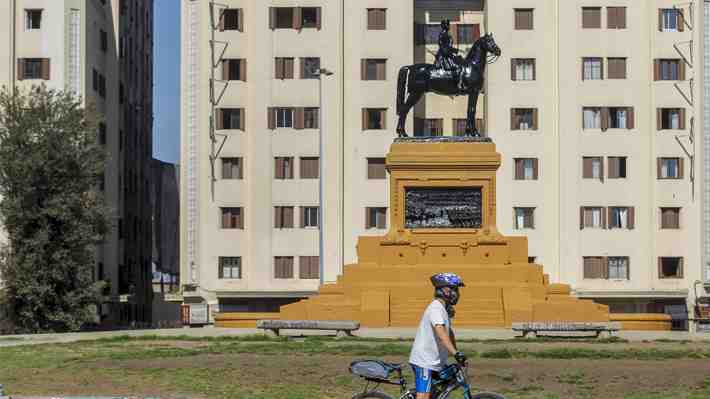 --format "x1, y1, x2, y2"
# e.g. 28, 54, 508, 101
448, 288, 460, 305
